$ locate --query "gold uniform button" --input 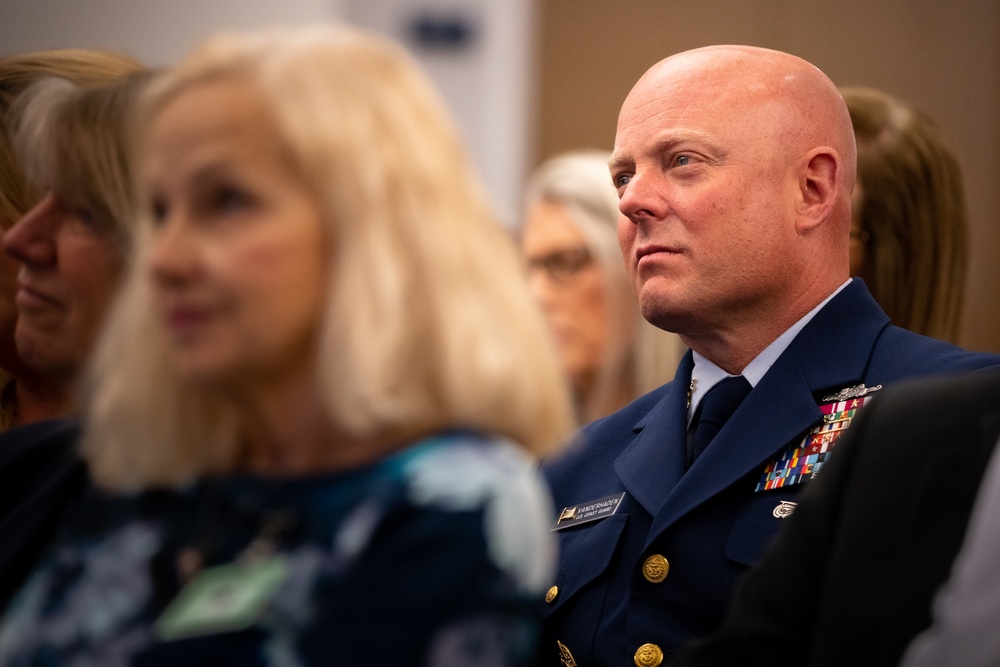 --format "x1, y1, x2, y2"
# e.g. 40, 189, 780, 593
634, 642, 664, 667
642, 554, 669, 583
545, 585, 559, 603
